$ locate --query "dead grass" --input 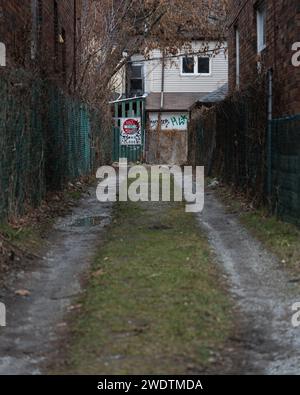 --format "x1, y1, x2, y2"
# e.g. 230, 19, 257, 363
214, 184, 300, 275
55, 199, 233, 375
